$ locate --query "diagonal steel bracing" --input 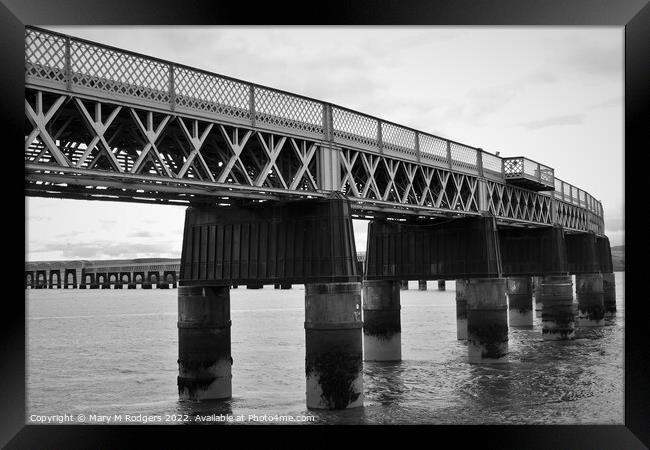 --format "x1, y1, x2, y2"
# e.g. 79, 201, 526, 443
177, 118, 215, 182
129, 110, 173, 177
217, 125, 254, 185
73, 99, 123, 171
255, 134, 288, 188
25, 92, 70, 167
